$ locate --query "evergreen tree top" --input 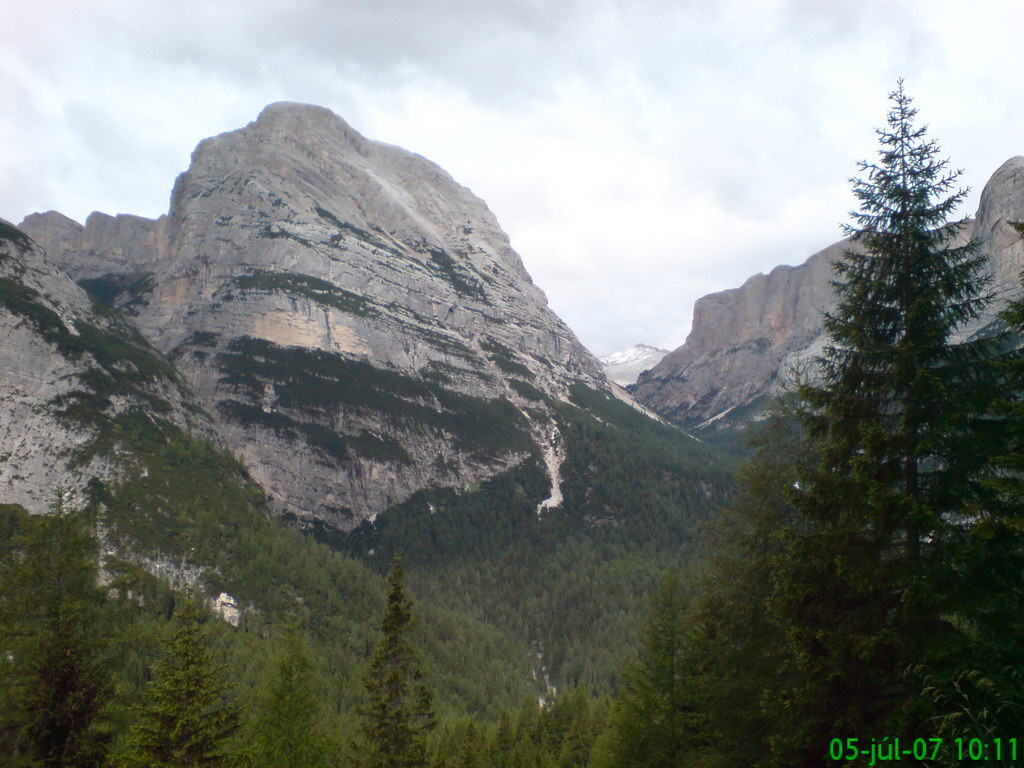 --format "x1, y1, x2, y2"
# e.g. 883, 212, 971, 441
121, 596, 247, 768
361, 555, 435, 768
845, 79, 968, 241
811, 80, 993, 428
